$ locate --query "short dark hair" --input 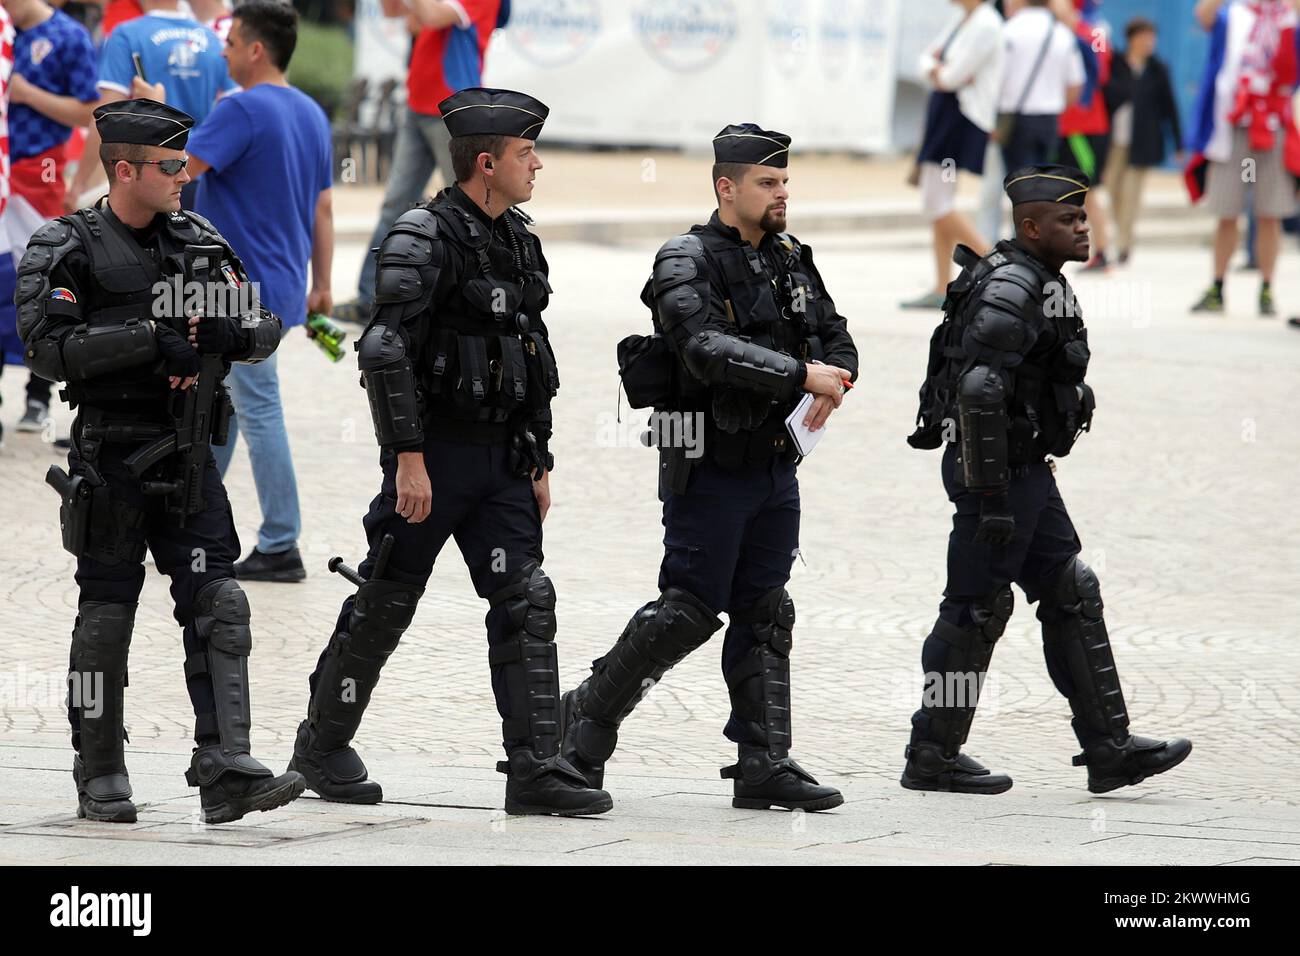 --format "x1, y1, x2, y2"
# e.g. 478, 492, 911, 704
1125, 16, 1156, 42
711, 162, 749, 202
99, 142, 151, 178
449, 134, 508, 183
234, 1, 298, 72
